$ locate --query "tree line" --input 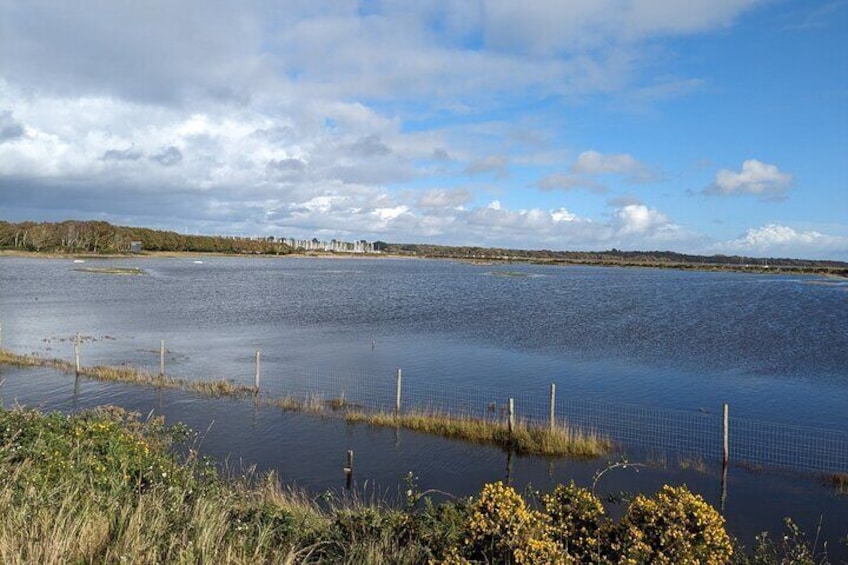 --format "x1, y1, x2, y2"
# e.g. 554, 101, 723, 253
379, 242, 848, 274
0, 220, 292, 255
